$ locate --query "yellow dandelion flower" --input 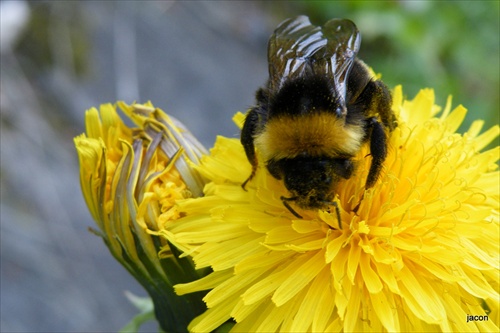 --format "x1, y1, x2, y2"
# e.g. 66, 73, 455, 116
74, 102, 208, 331
161, 86, 499, 332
